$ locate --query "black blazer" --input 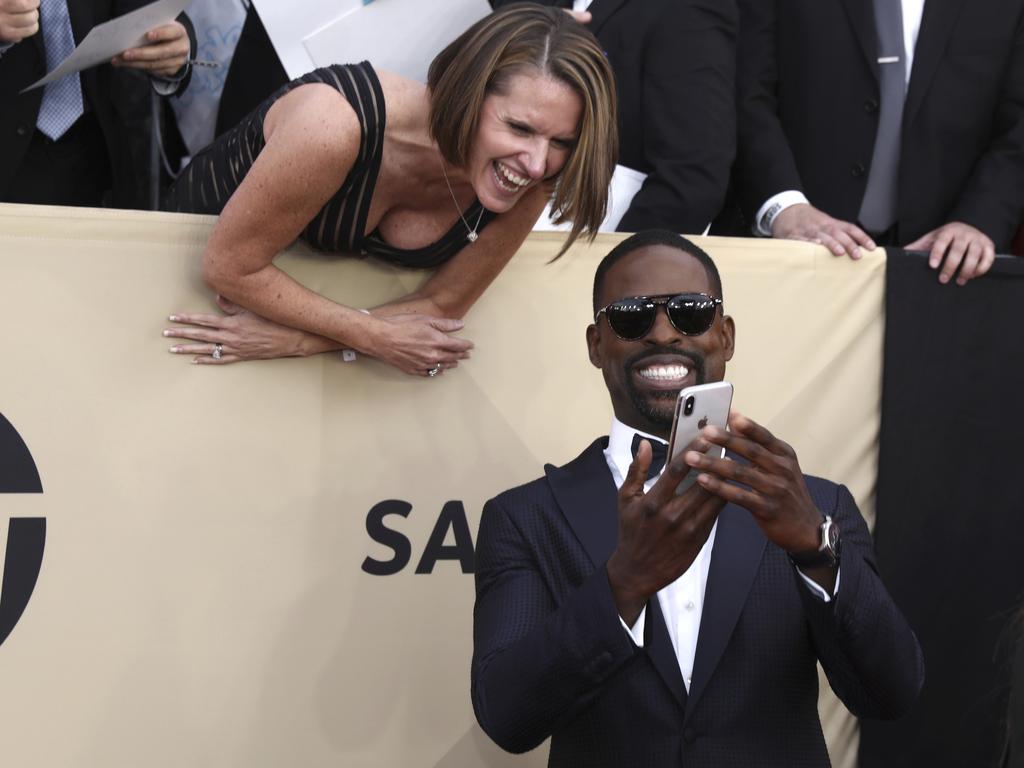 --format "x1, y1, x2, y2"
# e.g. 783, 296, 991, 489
472, 438, 924, 767
0, 0, 194, 202
491, 0, 737, 235
732, 0, 1024, 250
